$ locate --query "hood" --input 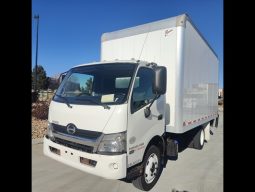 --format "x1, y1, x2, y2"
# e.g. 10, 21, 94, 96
48, 101, 128, 133
48, 101, 117, 133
